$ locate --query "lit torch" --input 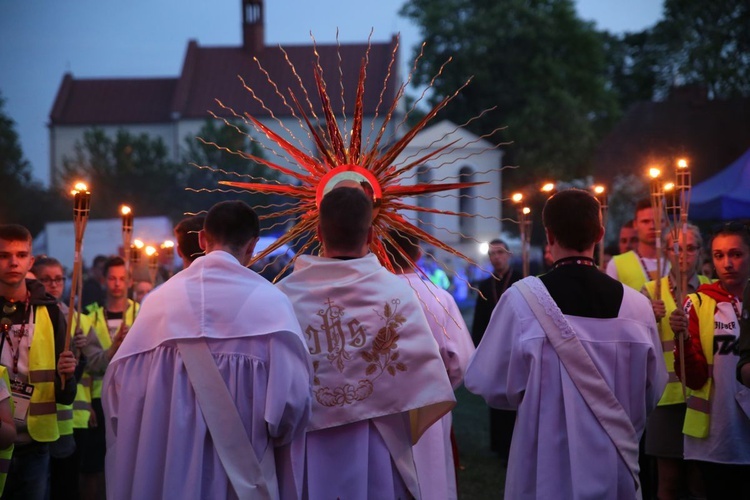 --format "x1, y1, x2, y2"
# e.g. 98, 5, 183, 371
593, 184, 607, 271
663, 181, 680, 301
64, 182, 91, 386
121, 206, 133, 276
649, 168, 665, 299
145, 246, 159, 286
521, 206, 532, 278
676, 159, 692, 295
129, 239, 144, 323
161, 240, 175, 279
511, 193, 530, 277
676, 158, 691, 400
